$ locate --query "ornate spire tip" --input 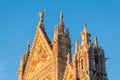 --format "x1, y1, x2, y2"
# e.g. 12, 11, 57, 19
83, 24, 88, 33
84, 24, 87, 29
60, 11, 63, 22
